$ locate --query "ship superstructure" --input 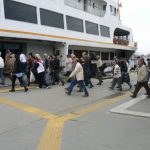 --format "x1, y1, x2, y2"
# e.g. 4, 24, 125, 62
0, 0, 137, 61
